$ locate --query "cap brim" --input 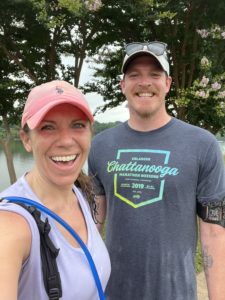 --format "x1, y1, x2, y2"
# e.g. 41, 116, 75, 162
27, 98, 94, 129
122, 50, 169, 75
